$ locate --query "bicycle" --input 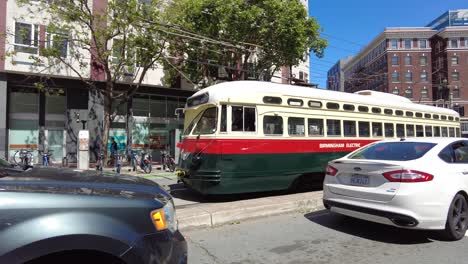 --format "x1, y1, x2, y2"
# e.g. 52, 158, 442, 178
161, 150, 176, 172
129, 149, 152, 174
95, 152, 104, 172
13, 149, 34, 170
